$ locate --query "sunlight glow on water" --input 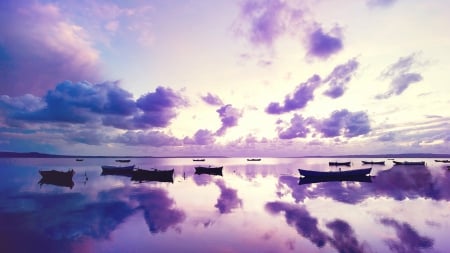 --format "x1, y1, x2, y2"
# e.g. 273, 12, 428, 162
0, 157, 449, 252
